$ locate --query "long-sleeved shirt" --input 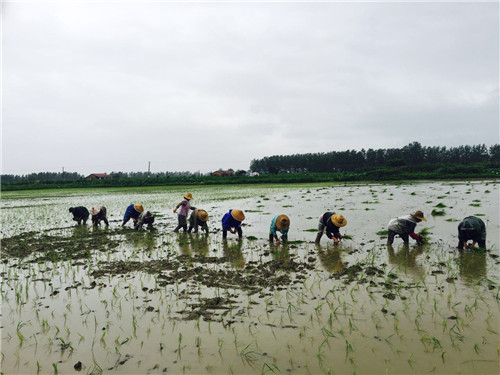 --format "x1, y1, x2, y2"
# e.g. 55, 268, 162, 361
136, 211, 154, 230
123, 204, 141, 223
320, 212, 341, 239
189, 209, 208, 232
71, 206, 89, 220
458, 216, 486, 243
270, 215, 289, 237
388, 215, 420, 239
221, 210, 242, 230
